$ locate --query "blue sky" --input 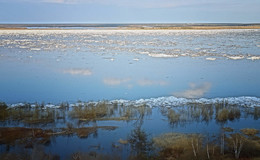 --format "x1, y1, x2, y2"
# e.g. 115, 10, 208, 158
0, 0, 259, 23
